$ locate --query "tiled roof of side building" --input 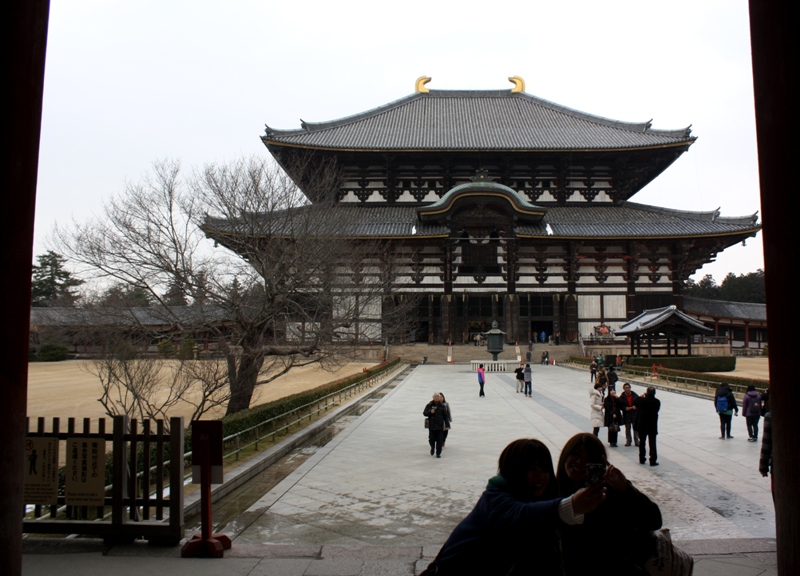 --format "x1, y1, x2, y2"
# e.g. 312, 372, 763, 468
683, 296, 767, 322
615, 305, 711, 335
203, 202, 759, 240
263, 90, 695, 151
